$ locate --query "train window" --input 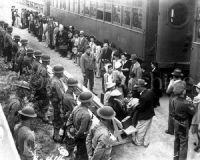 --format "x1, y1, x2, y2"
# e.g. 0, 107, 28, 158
132, 8, 142, 29
69, 0, 74, 12
60, 0, 63, 9
97, 2, 104, 20
169, 3, 188, 26
134, 0, 143, 7
122, 6, 131, 27
84, 0, 90, 16
80, 0, 84, 15
104, 3, 112, 22
74, 0, 79, 13
113, 5, 121, 24
90, 1, 97, 18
